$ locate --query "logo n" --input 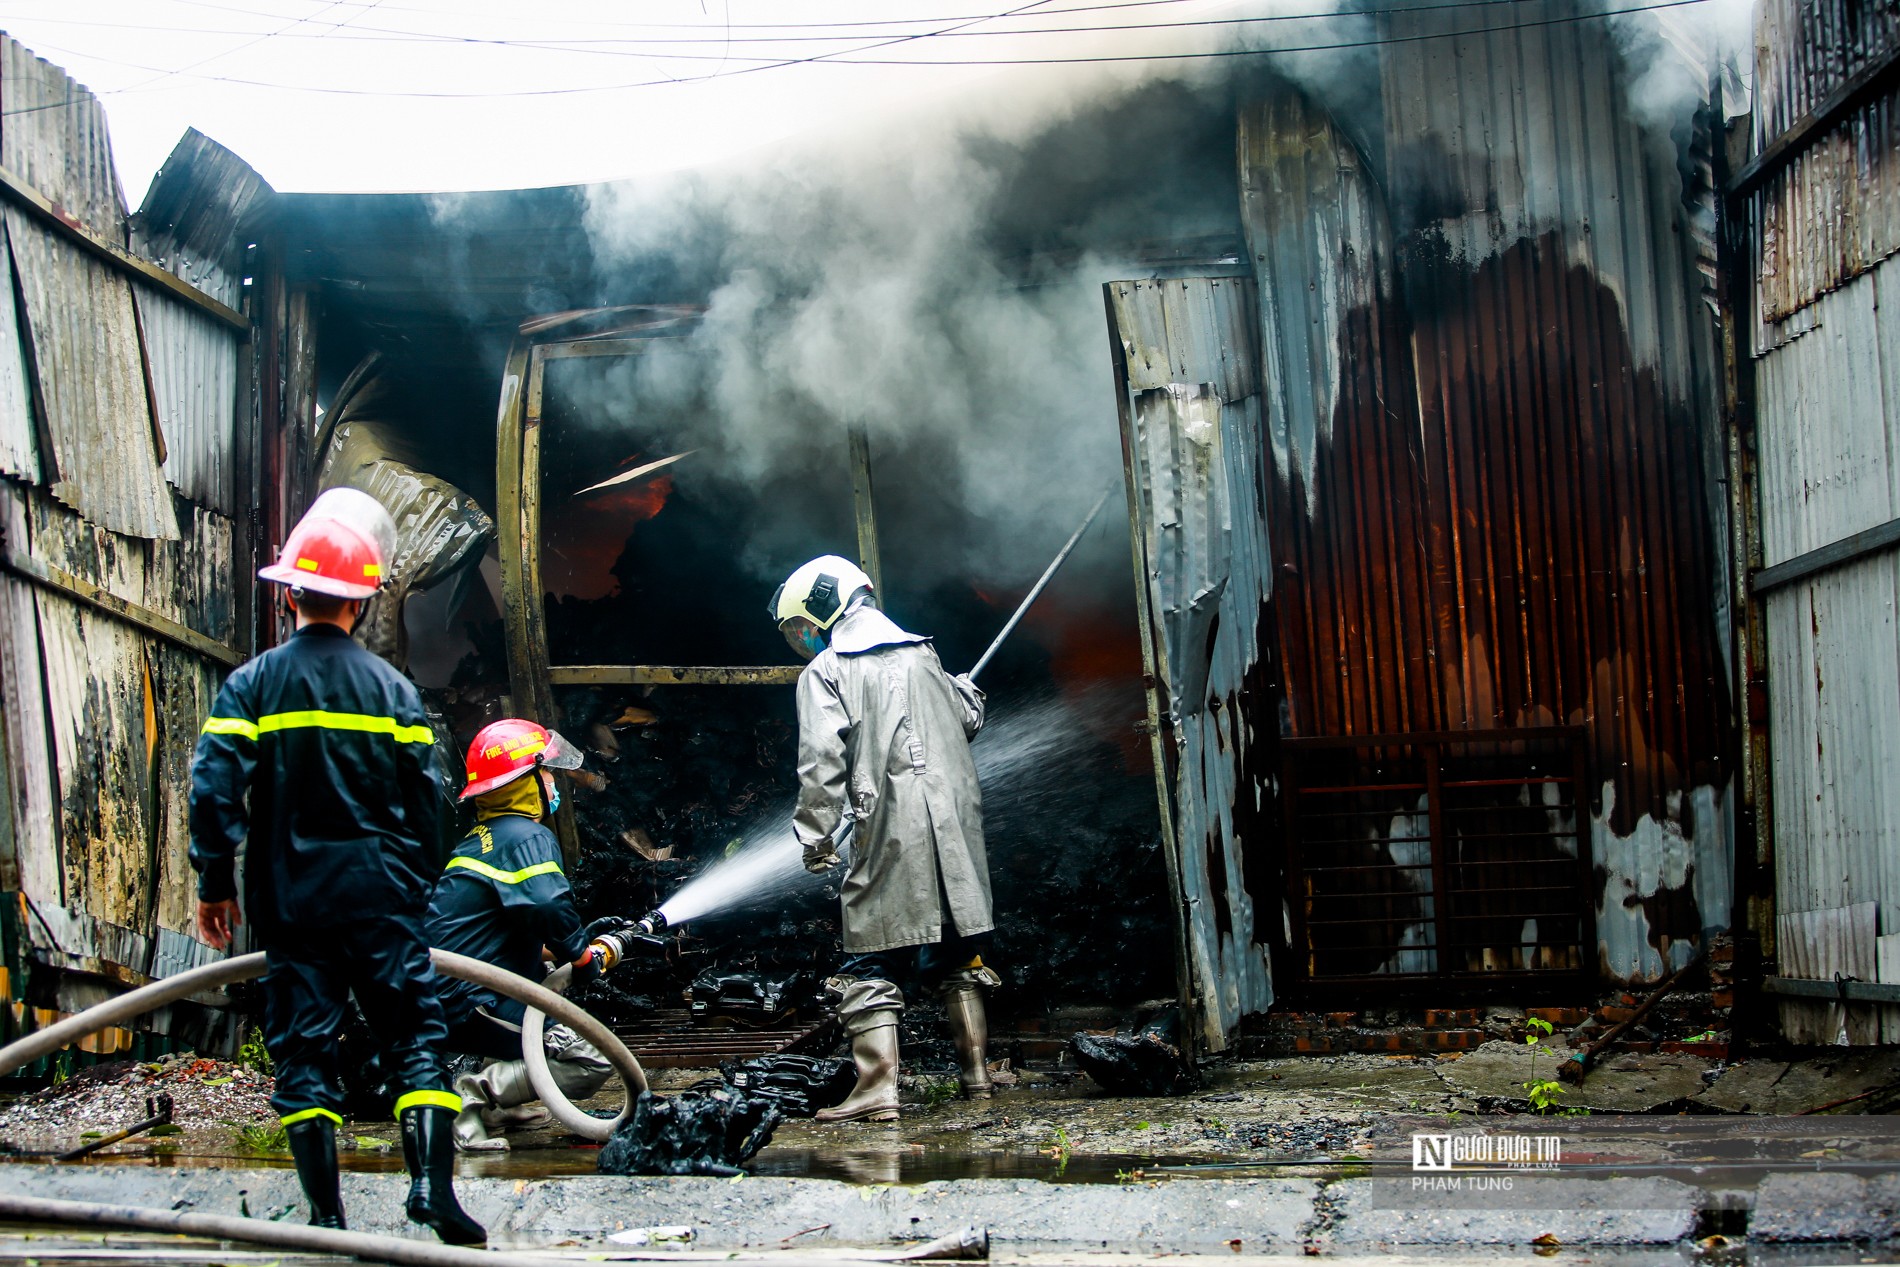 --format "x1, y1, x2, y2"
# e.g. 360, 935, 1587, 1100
1412, 1135, 1451, 1171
